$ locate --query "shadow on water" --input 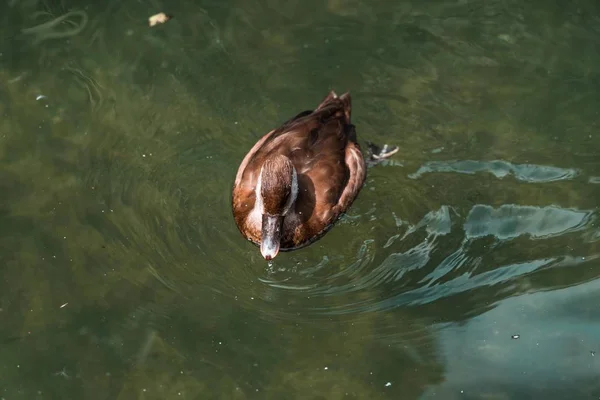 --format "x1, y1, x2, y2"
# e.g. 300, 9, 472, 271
1, 0, 600, 398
